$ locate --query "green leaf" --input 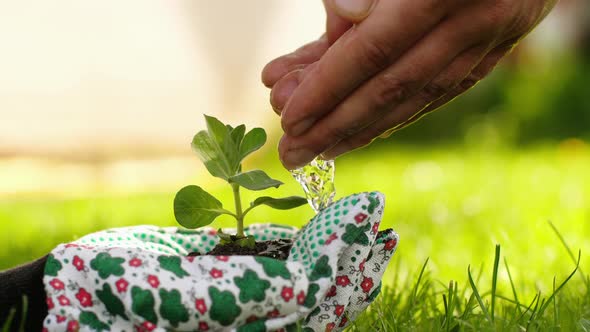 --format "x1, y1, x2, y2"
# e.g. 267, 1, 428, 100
229, 170, 283, 191
239, 128, 266, 160
192, 131, 233, 180
250, 196, 308, 210
236, 235, 256, 249
217, 229, 232, 244
205, 115, 240, 174
174, 185, 230, 229
205, 115, 230, 147
230, 124, 246, 147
